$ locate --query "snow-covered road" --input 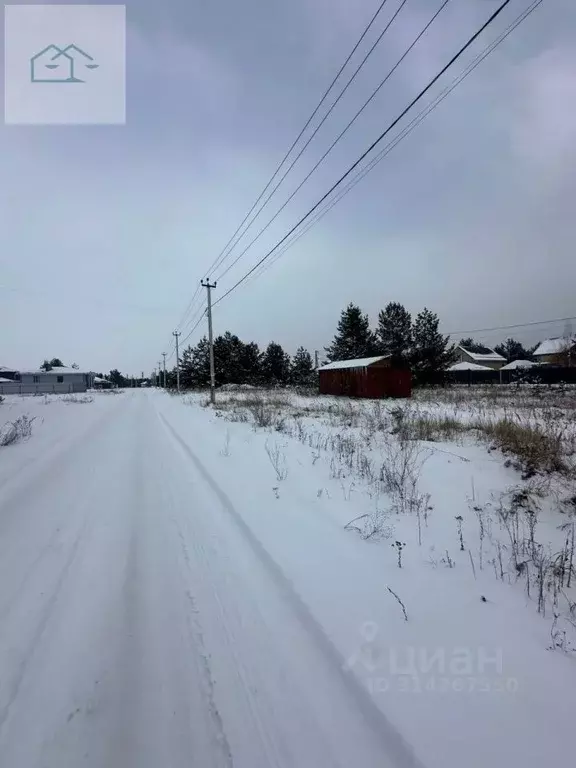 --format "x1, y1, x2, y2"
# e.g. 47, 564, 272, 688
0, 391, 419, 768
